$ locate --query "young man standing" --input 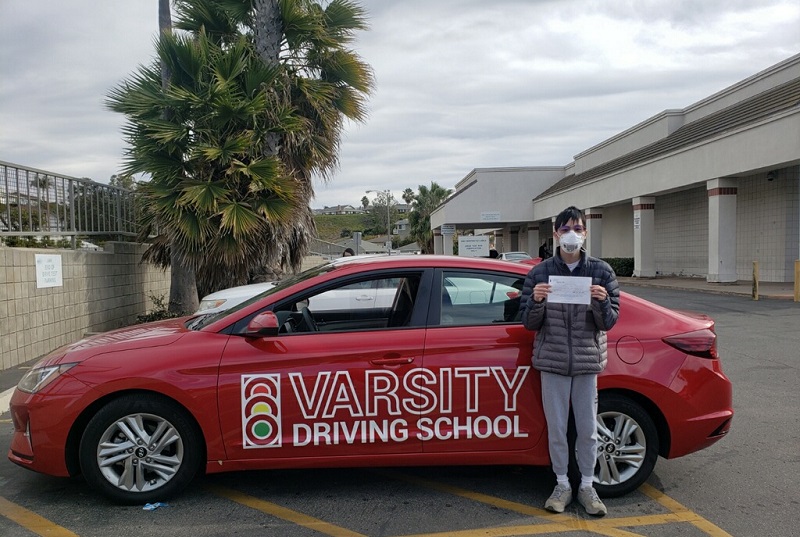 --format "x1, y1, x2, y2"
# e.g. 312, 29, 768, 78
520, 206, 620, 516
